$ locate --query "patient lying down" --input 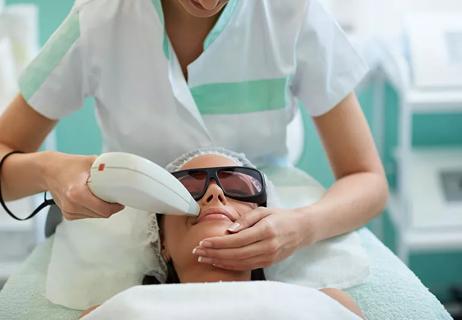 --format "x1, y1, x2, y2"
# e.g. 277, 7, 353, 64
81, 152, 364, 319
